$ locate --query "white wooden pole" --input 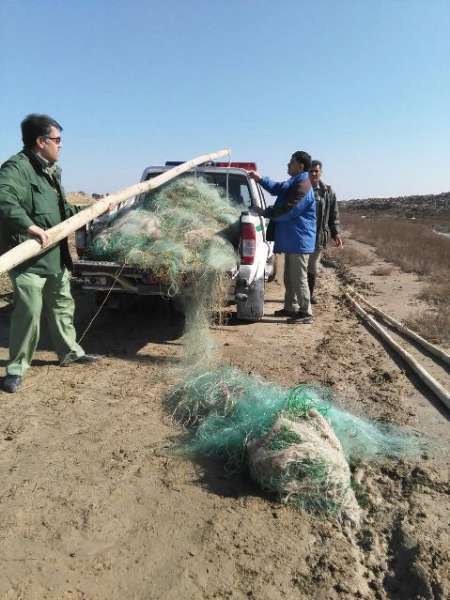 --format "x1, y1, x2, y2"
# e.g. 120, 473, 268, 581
346, 286, 450, 366
344, 292, 450, 410
0, 148, 230, 274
